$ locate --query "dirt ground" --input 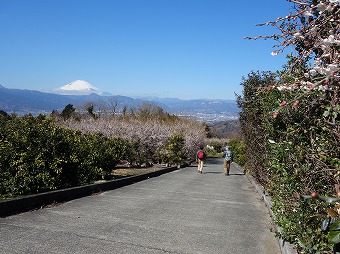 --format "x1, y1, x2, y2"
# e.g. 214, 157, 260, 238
111, 165, 166, 178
